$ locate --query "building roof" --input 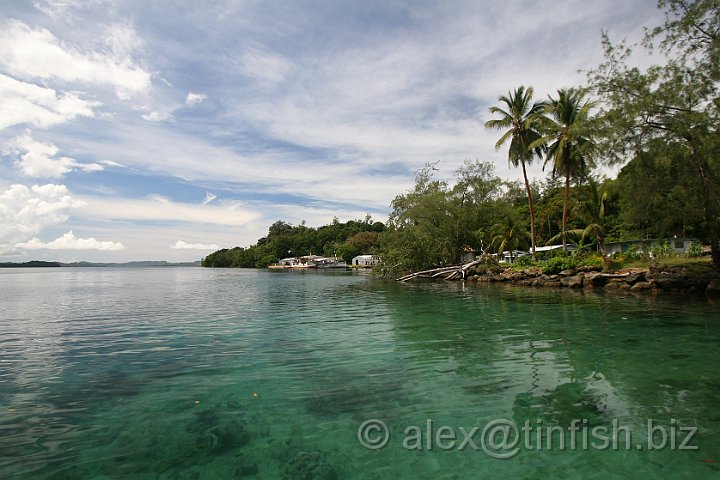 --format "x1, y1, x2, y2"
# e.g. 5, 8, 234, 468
605, 237, 699, 246
534, 245, 575, 252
